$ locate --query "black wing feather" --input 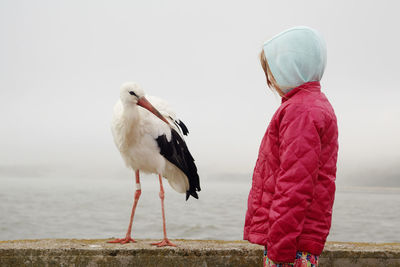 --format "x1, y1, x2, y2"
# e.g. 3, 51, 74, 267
156, 129, 200, 200
177, 120, 189, 136
171, 118, 189, 136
